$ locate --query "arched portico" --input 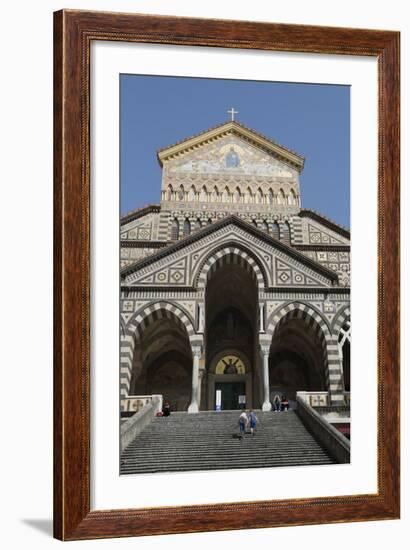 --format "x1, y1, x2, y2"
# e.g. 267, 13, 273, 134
120, 302, 203, 412
260, 302, 345, 406
195, 243, 268, 293
333, 307, 351, 394
201, 247, 261, 410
